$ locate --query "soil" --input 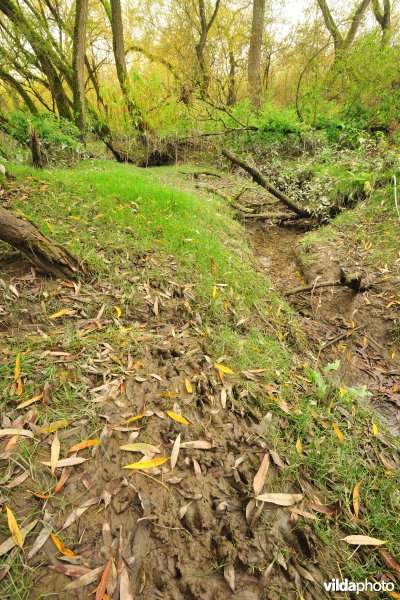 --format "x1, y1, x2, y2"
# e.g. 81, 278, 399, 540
1, 169, 399, 599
